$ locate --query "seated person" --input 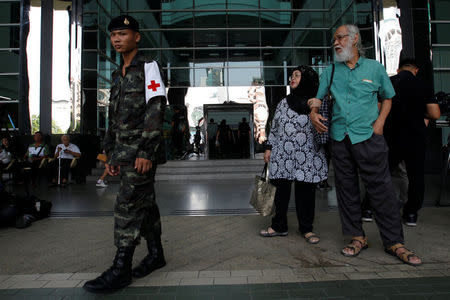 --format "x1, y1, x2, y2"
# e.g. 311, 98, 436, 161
52, 135, 81, 185
0, 138, 12, 169
24, 131, 50, 184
